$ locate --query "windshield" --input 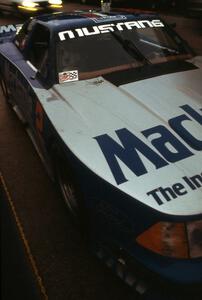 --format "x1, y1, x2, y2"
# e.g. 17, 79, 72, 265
56, 19, 192, 81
